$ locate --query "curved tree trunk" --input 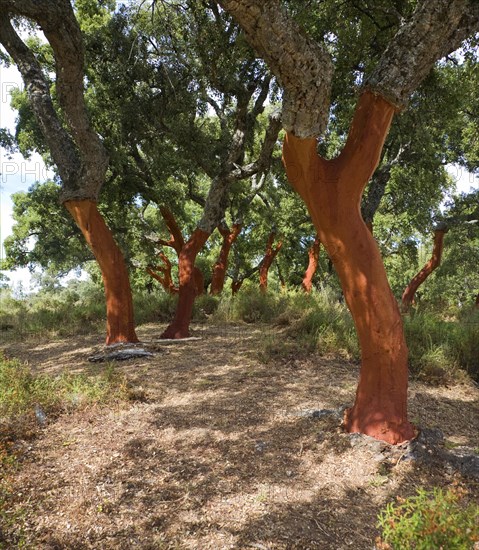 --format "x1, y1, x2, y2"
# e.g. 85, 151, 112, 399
64, 200, 138, 345
161, 229, 209, 339
302, 235, 321, 292
283, 91, 415, 444
211, 223, 242, 295
259, 232, 282, 292
401, 228, 448, 312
